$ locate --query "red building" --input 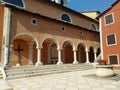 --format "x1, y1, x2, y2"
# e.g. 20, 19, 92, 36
99, 0, 120, 66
